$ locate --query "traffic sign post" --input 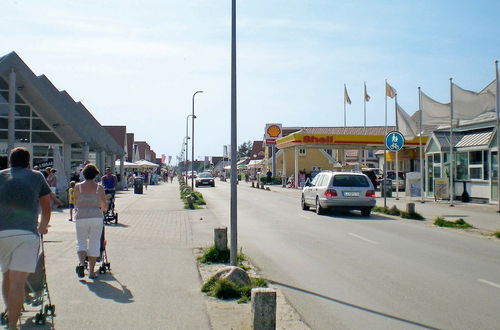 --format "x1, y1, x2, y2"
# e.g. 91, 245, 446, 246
385, 131, 405, 200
